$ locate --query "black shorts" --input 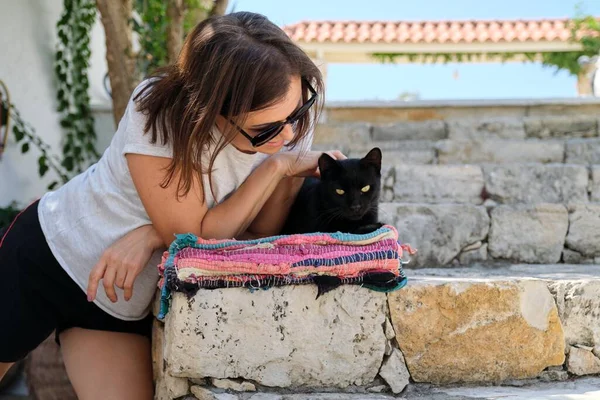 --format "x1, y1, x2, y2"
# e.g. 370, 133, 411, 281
0, 200, 153, 363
